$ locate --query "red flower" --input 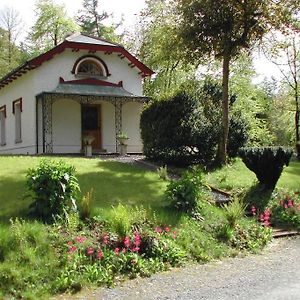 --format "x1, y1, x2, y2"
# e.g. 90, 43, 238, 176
67, 241, 73, 246
288, 199, 294, 207
86, 247, 94, 256
67, 246, 77, 254
165, 226, 170, 232
96, 250, 104, 260
134, 233, 141, 247
75, 236, 87, 244
124, 236, 131, 248
102, 234, 109, 245
114, 247, 120, 255
250, 206, 256, 216
155, 227, 163, 233
172, 230, 177, 239
132, 246, 140, 253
